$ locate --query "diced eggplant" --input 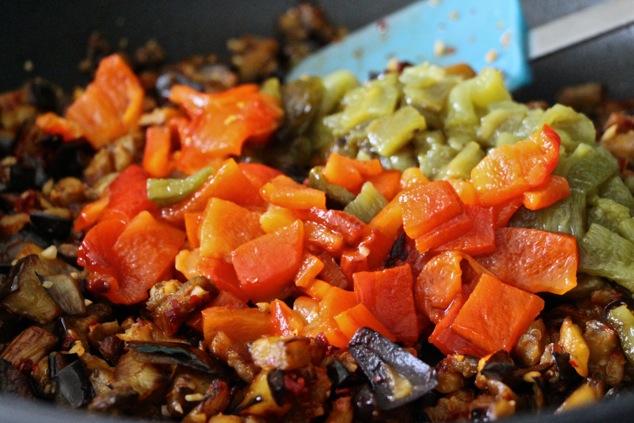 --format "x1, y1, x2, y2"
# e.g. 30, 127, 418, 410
385, 232, 408, 268
164, 370, 216, 417
0, 229, 49, 264
0, 325, 57, 369
0, 358, 33, 397
113, 351, 167, 402
147, 276, 218, 335
98, 335, 125, 364
28, 353, 57, 399
29, 211, 73, 241
183, 379, 231, 423
27, 78, 64, 113
249, 336, 312, 371
88, 386, 140, 414
56, 359, 94, 408
348, 327, 438, 410
226, 341, 259, 383
38, 272, 86, 315
56, 303, 114, 350
327, 358, 351, 388
234, 370, 291, 417
155, 71, 204, 102
326, 395, 355, 422
266, 369, 287, 406
352, 383, 380, 421
1, 254, 79, 323
480, 351, 516, 384
126, 341, 223, 374
45, 139, 94, 180
555, 379, 604, 413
